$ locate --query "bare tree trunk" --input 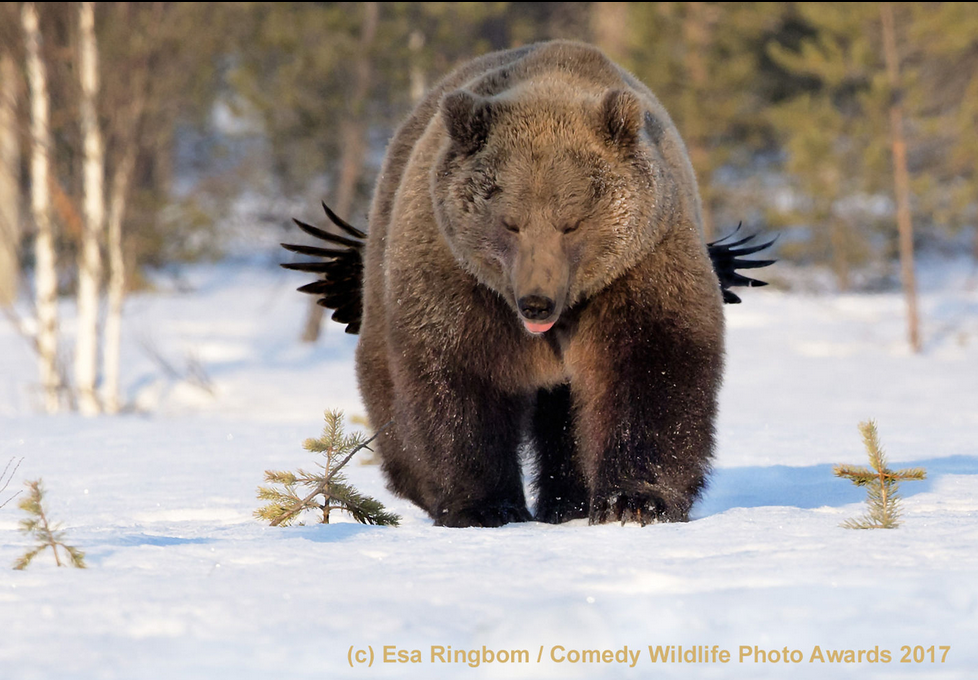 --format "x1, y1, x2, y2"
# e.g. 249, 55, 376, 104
682, 1, 715, 242
23, 3, 62, 413
408, 30, 426, 105
75, 1, 105, 415
829, 217, 851, 291
0, 53, 20, 307
102, 2, 158, 413
302, 1, 379, 343
102, 89, 147, 414
101, 144, 136, 414
881, 2, 921, 353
